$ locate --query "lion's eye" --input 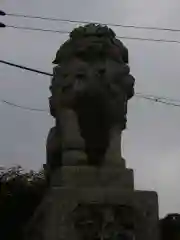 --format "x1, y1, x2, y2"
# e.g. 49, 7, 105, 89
63, 73, 68, 78
76, 73, 86, 80
62, 85, 72, 92
97, 68, 106, 77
